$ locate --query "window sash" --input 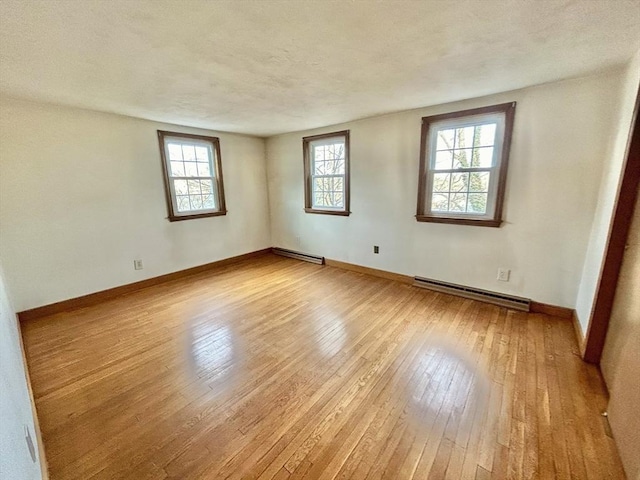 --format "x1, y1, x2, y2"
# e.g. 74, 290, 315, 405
310, 173, 346, 209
